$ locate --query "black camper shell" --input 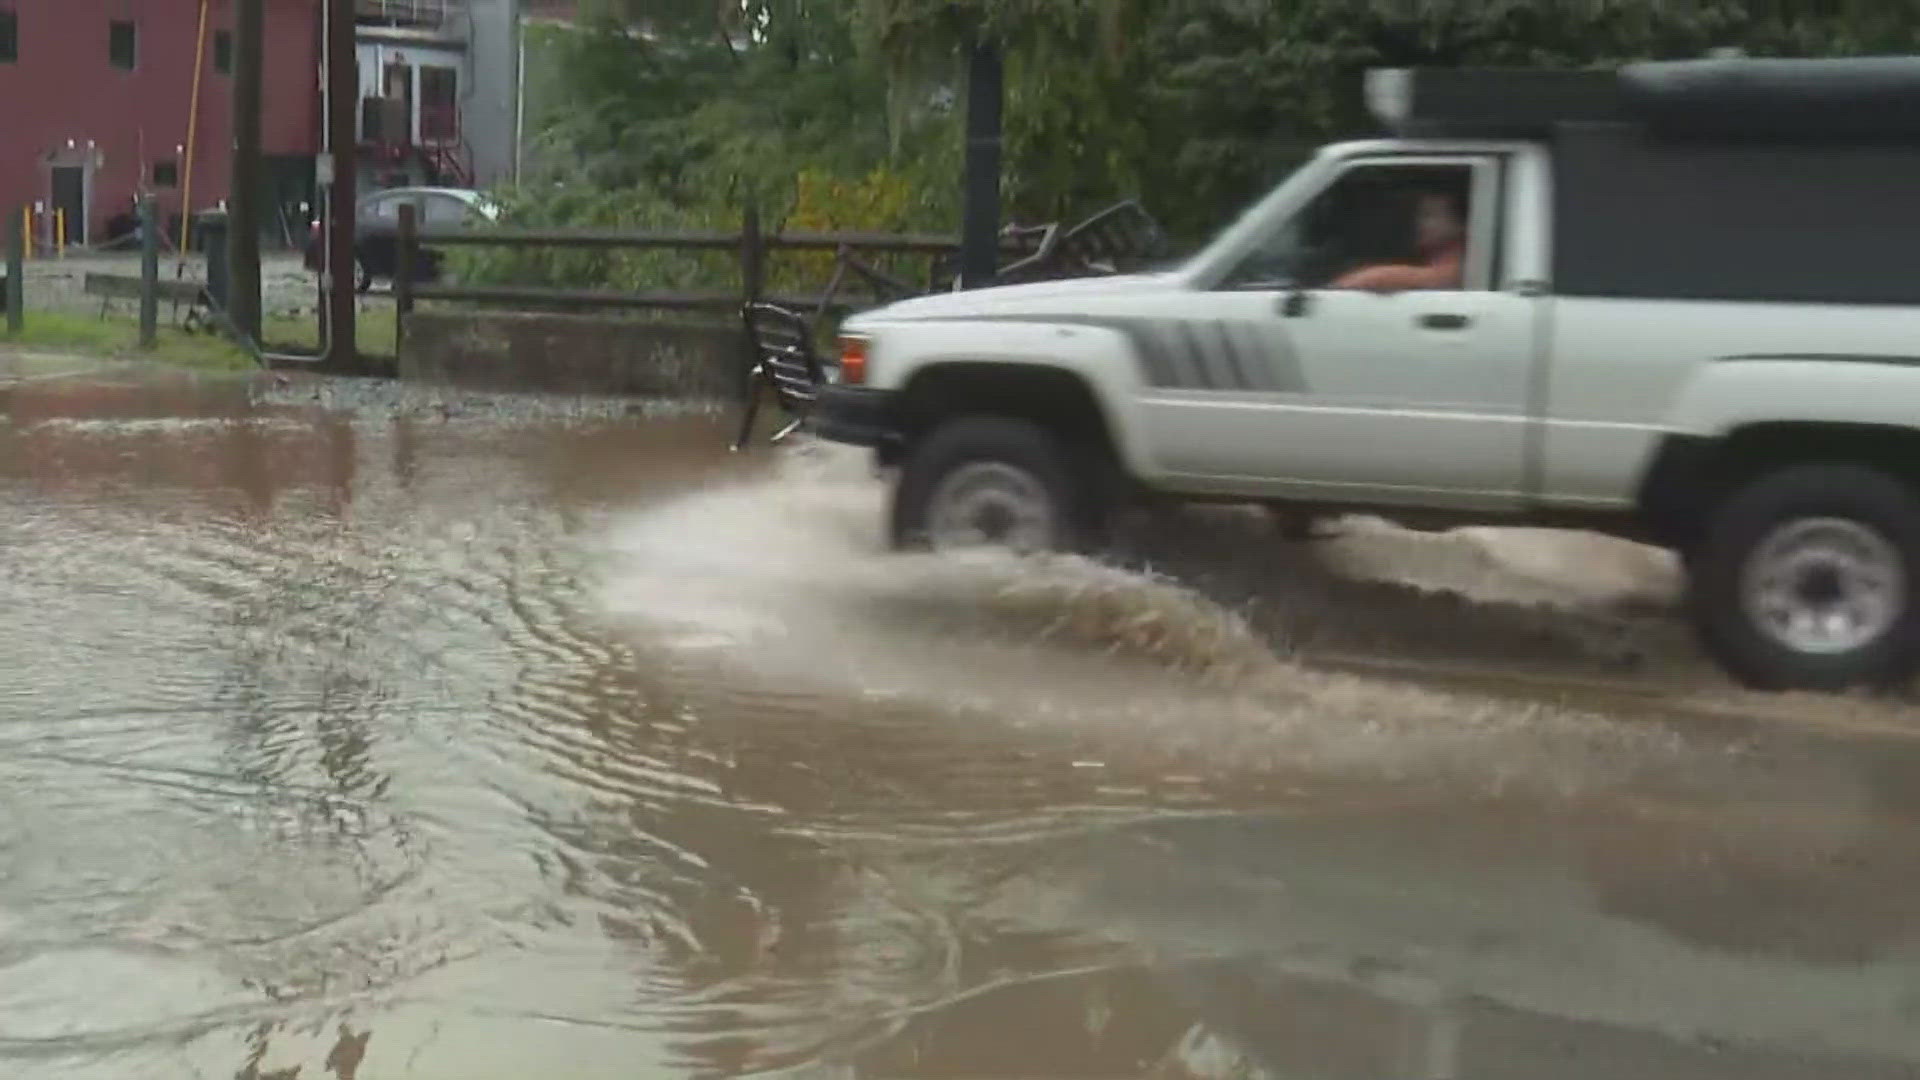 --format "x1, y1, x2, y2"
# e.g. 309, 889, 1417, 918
1368, 58, 1920, 305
